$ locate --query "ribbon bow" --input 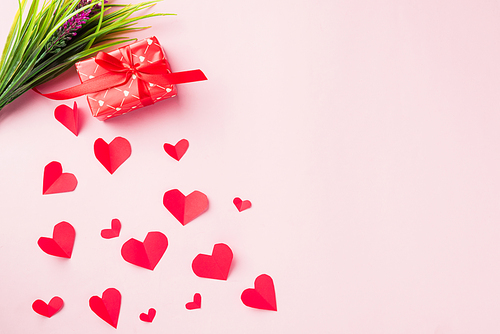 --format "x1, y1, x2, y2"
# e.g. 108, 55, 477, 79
35, 45, 207, 106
